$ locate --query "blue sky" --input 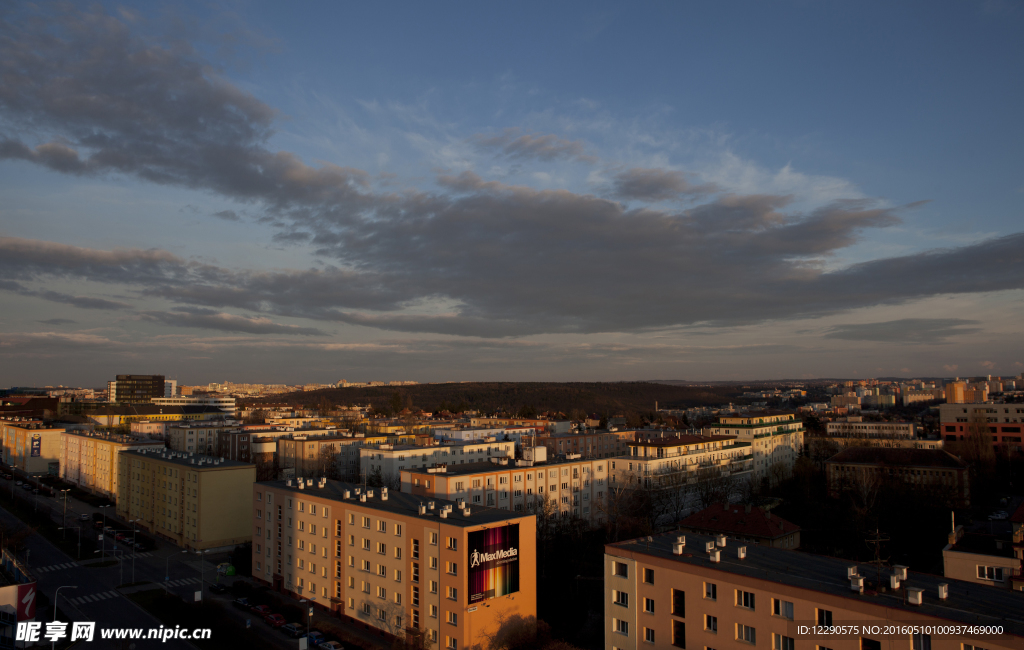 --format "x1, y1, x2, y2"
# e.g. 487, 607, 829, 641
1, 1, 1022, 386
